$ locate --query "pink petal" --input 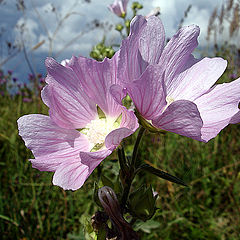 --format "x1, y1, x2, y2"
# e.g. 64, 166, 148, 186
167, 57, 227, 101
127, 65, 167, 120
105, 107, 138, 149
43, 57, 97, 129
118, 16, 149, 83
138, 16, 165, 65
230, 111, 240, 124
109, 84, 127, 105
17, 114, 90, 171
118, 15, 165, 83
120, 107, 139, 130
152, 100, 203, 141
68, 53, 122, 118
53, 150, 112, 190
105, 127, 135, 149
194, 78, 240, 142
180, 54, 201, 72
159, 25, 200, 87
